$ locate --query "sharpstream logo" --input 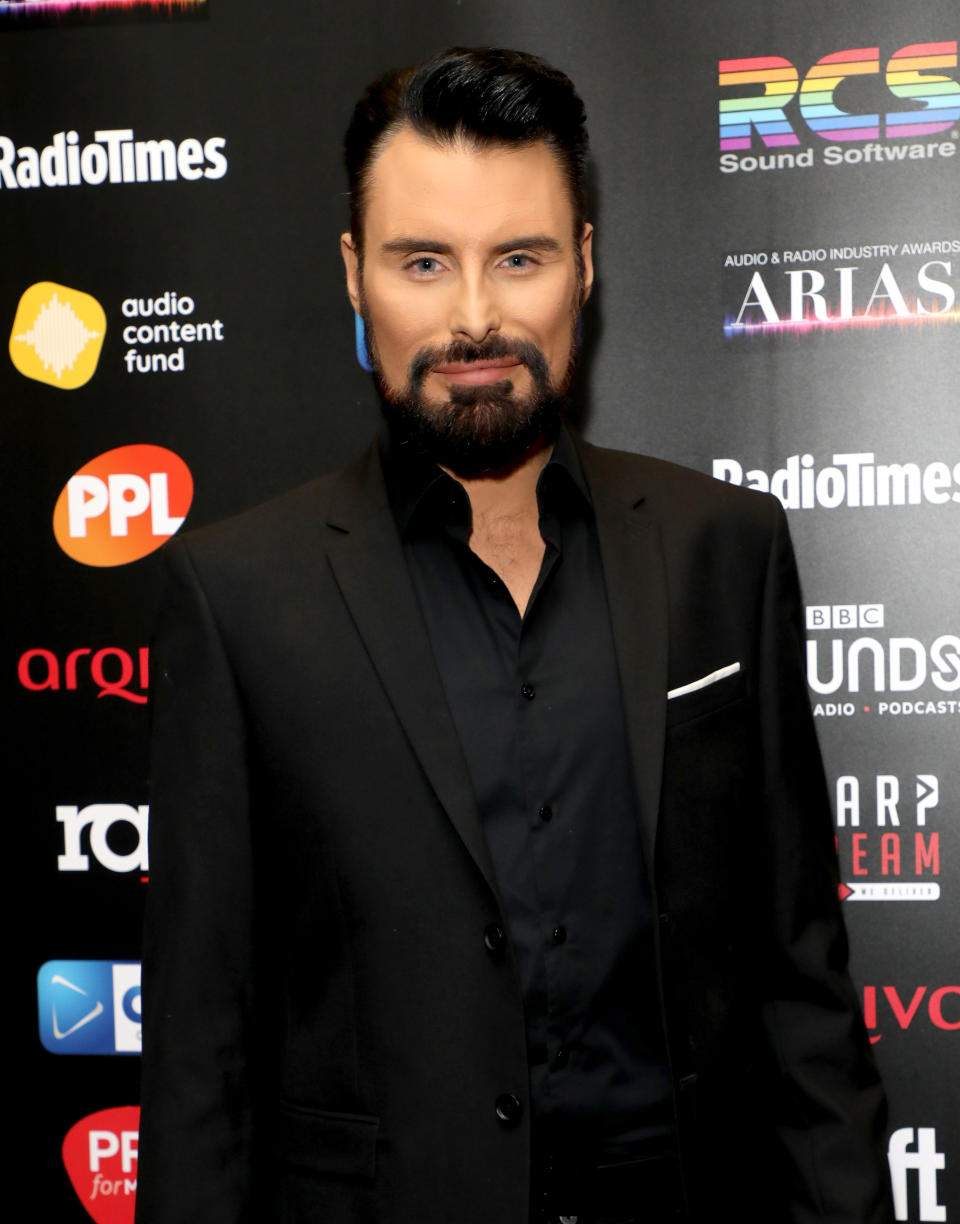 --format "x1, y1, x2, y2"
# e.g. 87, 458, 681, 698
10, 282, 106, 388
37, 961, 141, 1054
719, 40, 960, 174
53, 444, 193, 566
0, 129, 226, 189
